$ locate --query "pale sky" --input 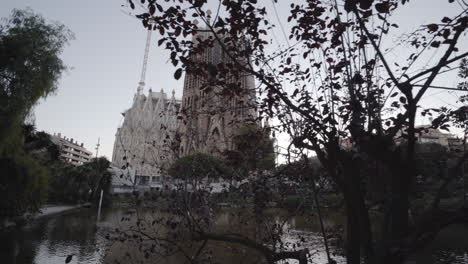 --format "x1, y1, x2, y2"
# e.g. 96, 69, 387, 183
1, 0, 466, 160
